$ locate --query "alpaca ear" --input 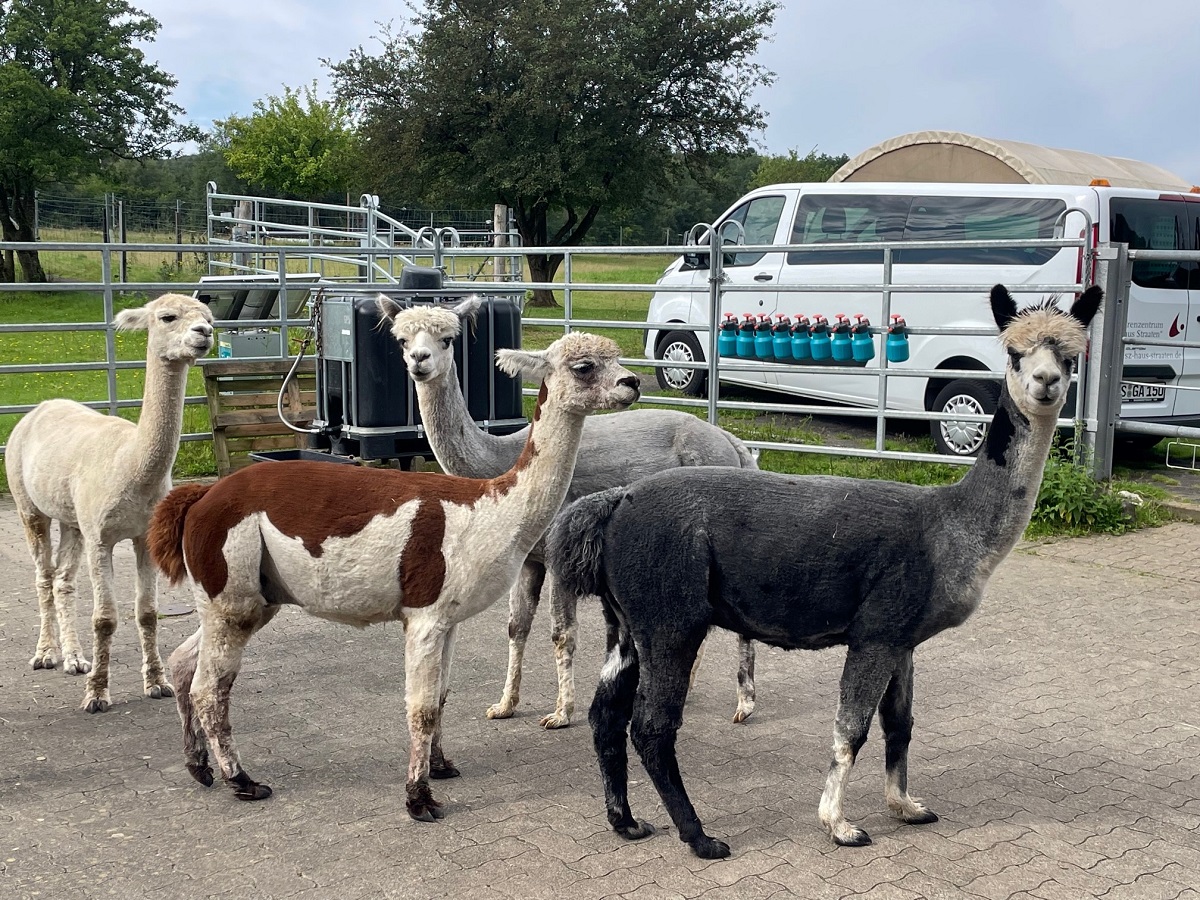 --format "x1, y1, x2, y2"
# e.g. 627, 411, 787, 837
496, 348, 552, 382
1070, 285, 1103, 327
990, 284, 1019, 332
452, 296, 482, 325
114, 307, 151, 331
375, 294, 406, 323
